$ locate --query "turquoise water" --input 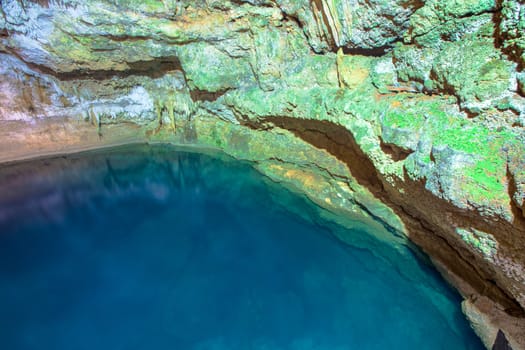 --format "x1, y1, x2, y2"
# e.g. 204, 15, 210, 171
0, 145, 483, 350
